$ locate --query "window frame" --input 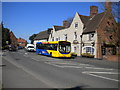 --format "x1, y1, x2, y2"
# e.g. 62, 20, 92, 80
75, 22, 78, 28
